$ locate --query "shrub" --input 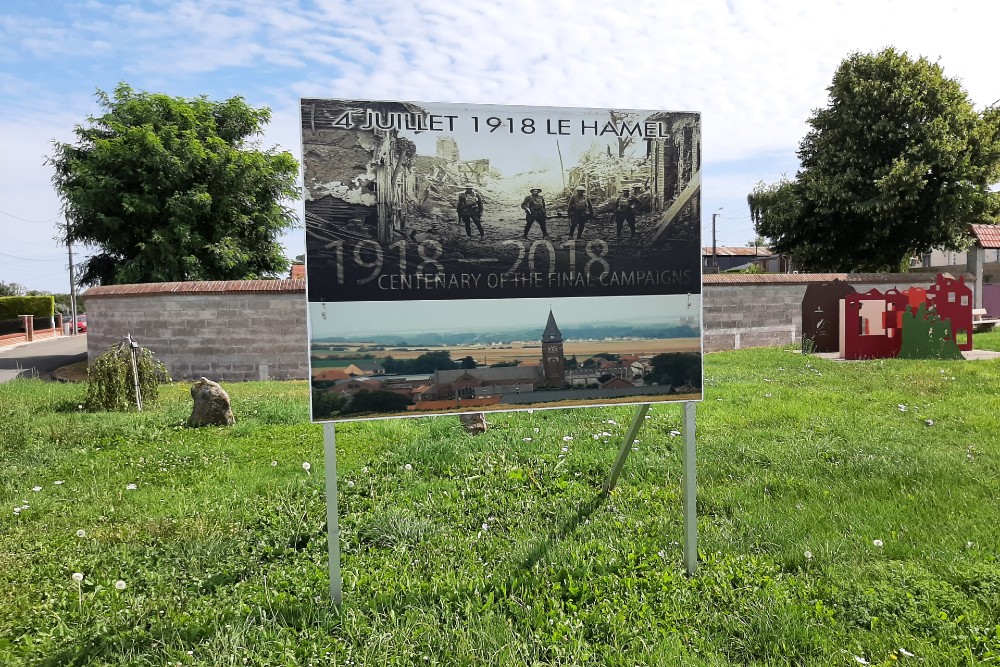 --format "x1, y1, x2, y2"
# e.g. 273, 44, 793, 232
86, 339, 171, 411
